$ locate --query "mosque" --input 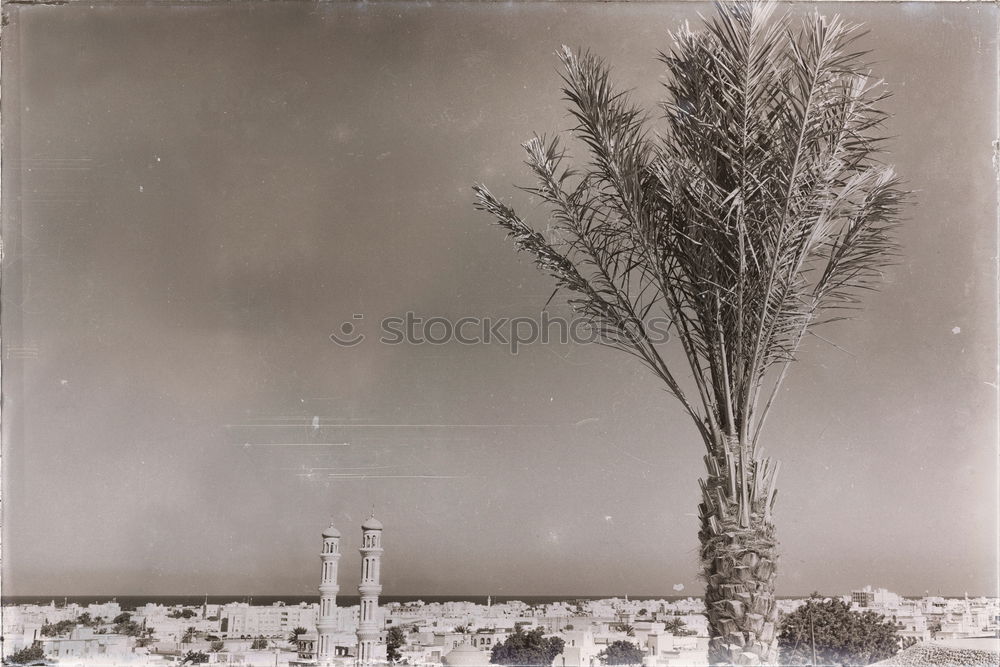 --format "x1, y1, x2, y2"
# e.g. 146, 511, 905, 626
295, 513, 388, 666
